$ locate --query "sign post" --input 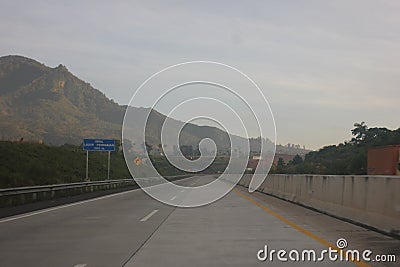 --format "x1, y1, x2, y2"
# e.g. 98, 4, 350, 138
83, 139, 116, 181
86, 150, 89, 181
107, 151, 111, 180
